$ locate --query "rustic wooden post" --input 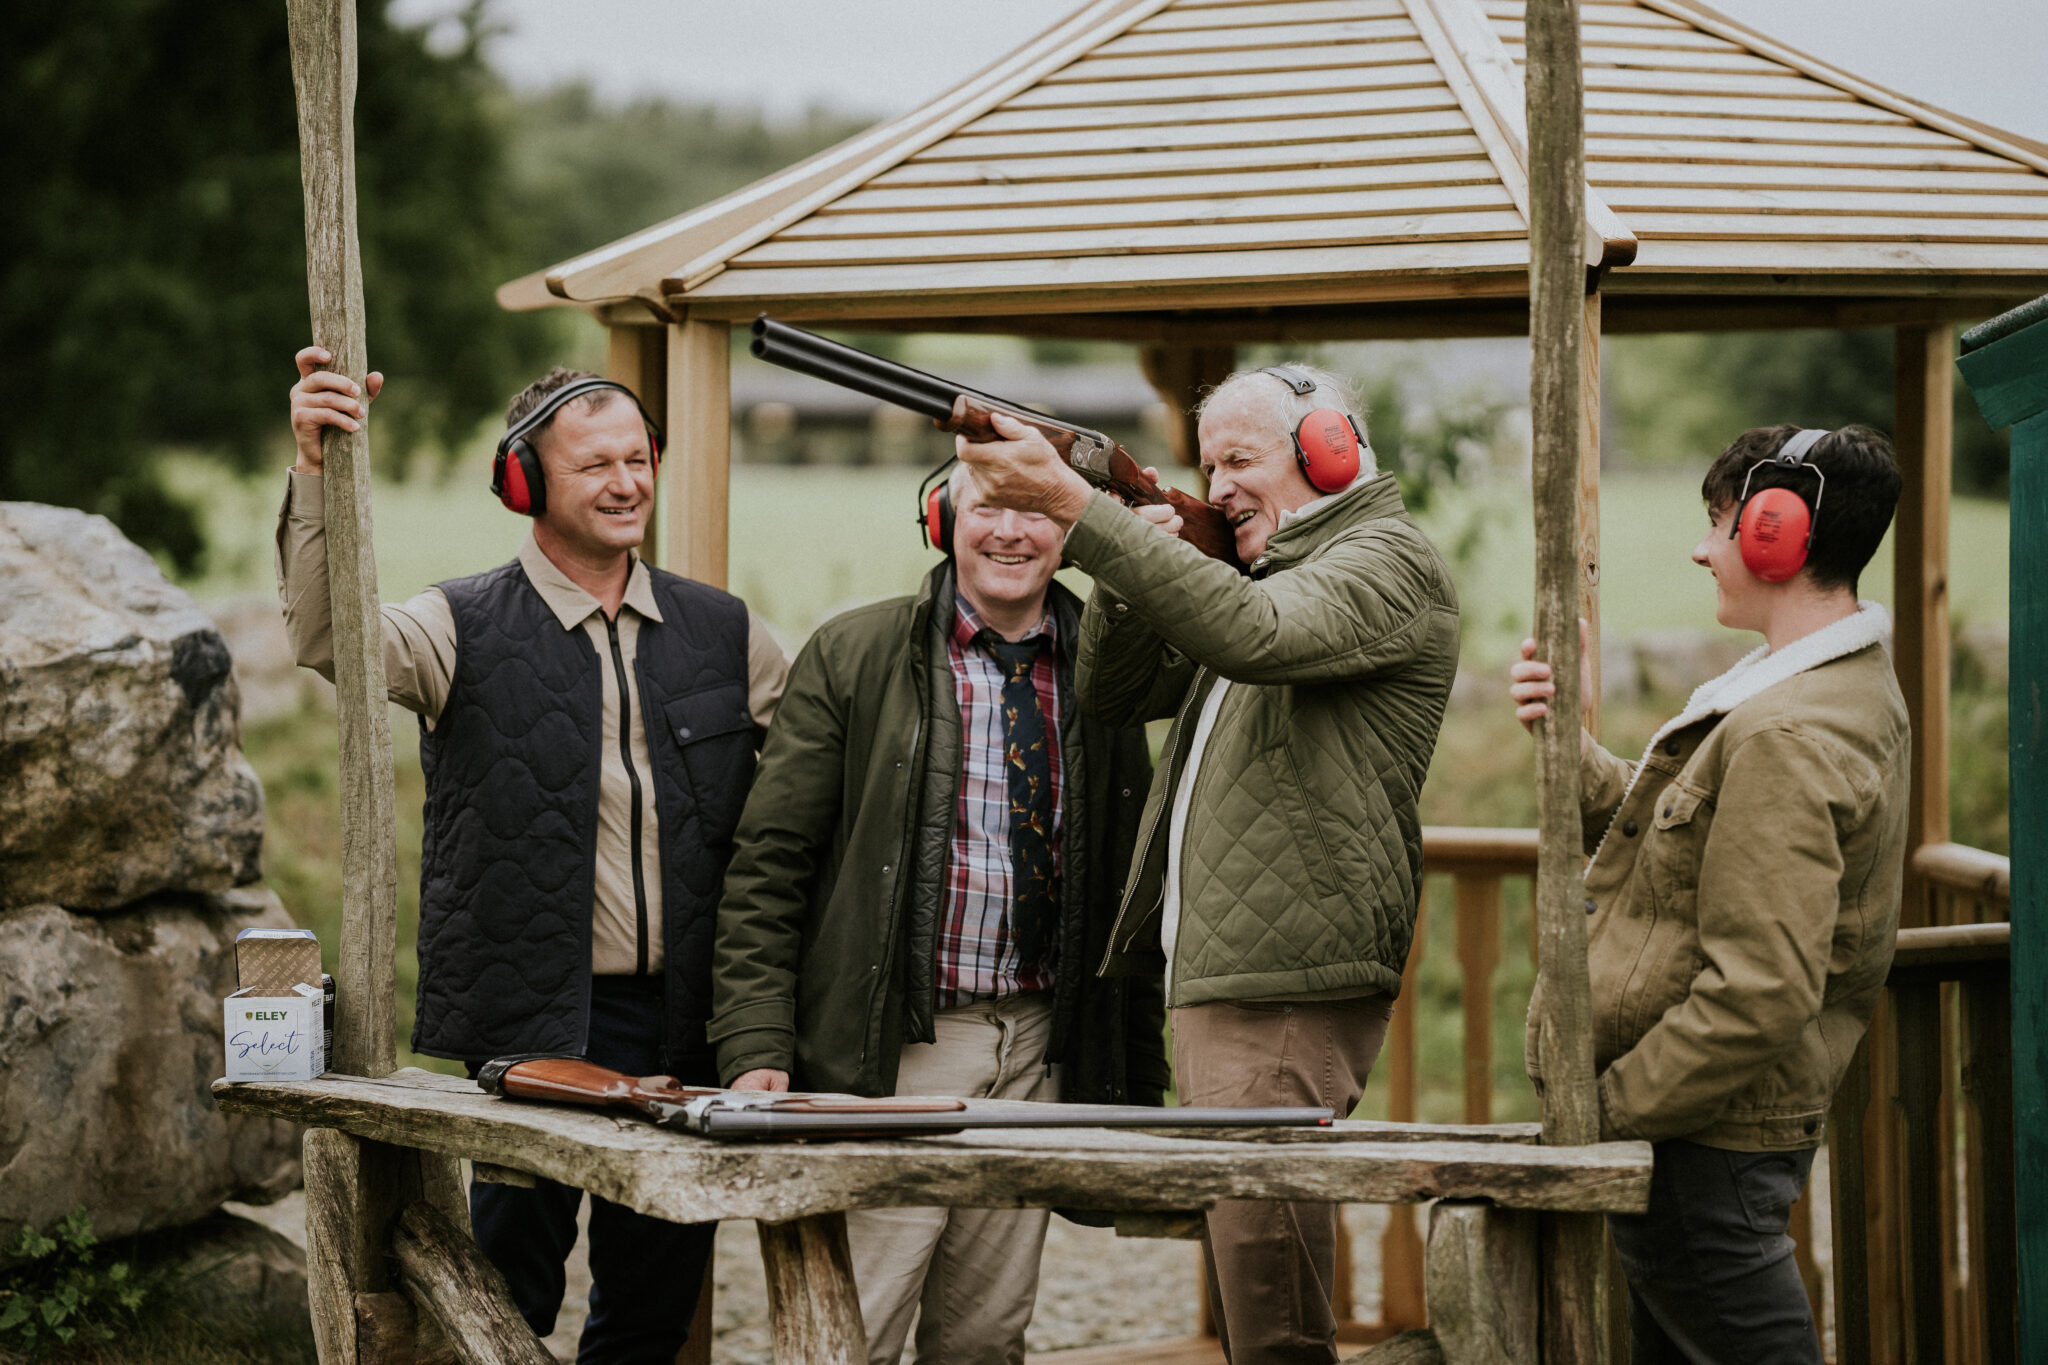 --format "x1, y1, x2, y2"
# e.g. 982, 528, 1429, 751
1523, 4, 1604, 1363
1894, 323, 1955, 923
1425, 1202, 1537, 1365
1957, 293, 2048, 1365
665, 317, 732, 587
1380, 893, 1428, 1331
285, 0, 398, 1081
1579, 292, 1603, 735
1138, 344, 1237, 475
607, 323, 668, 564
757, 1214, 865, 1365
